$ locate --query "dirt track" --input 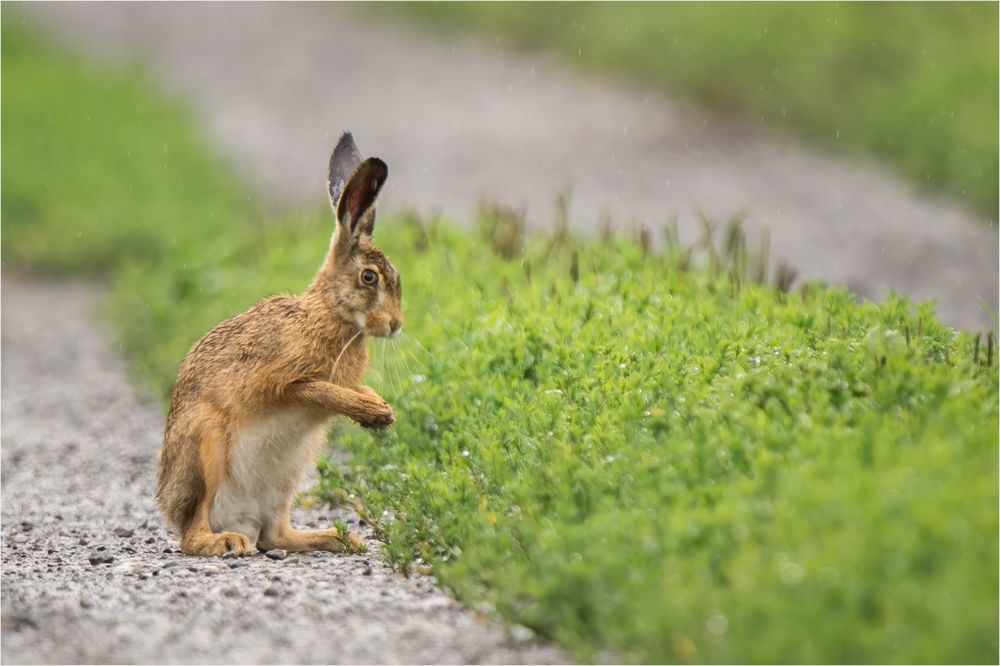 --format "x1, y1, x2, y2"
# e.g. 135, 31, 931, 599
21, 1, 998, 331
